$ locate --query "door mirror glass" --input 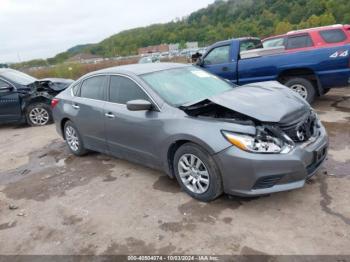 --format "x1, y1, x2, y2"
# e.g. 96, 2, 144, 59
126, 100, 153, 111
